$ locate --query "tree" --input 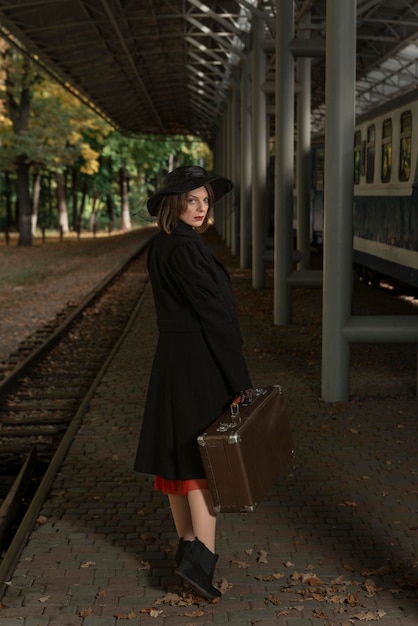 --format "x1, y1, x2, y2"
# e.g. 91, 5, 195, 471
0, 38, 111, 240
0, 39, 41, 245
0, 38, 212, 239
